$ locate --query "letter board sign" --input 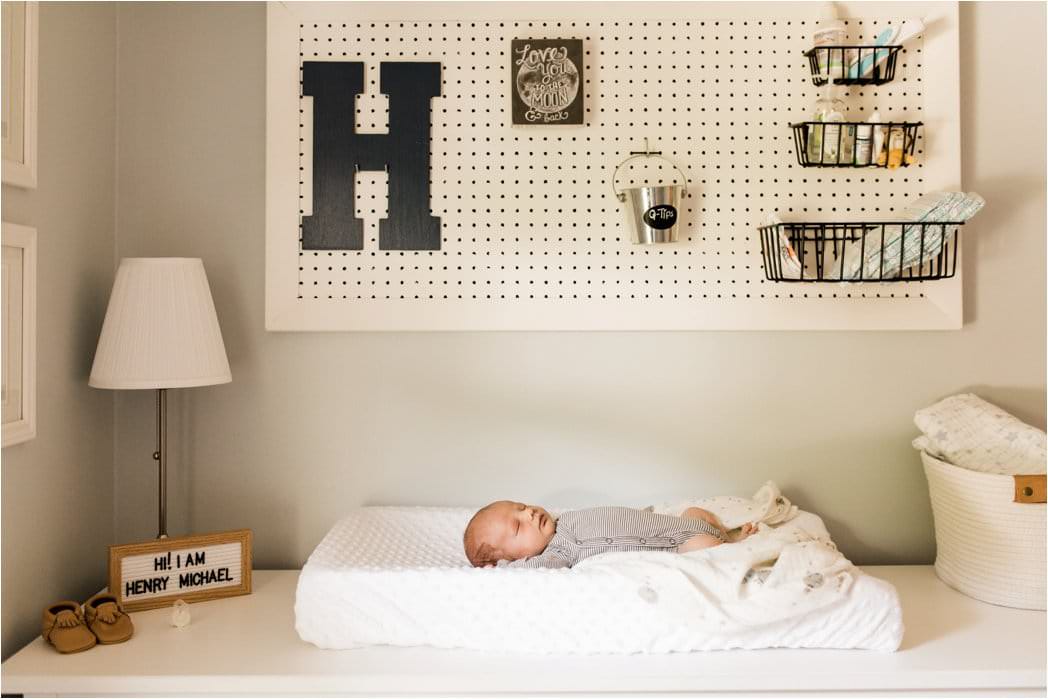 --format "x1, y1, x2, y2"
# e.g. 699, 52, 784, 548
108, 529, 252, 612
